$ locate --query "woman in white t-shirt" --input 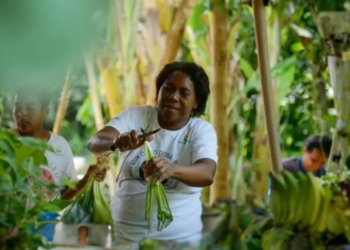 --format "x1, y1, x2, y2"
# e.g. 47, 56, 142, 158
10, 87, 105, 200
88, 62, 218, 246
